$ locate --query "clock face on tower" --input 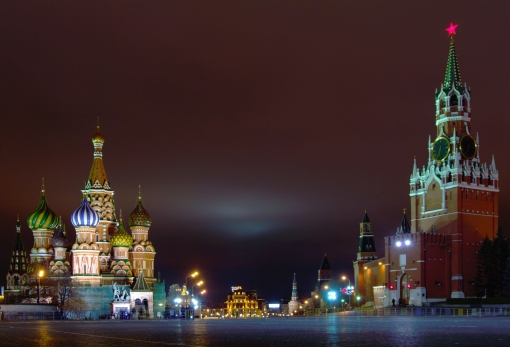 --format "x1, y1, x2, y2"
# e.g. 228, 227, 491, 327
459, 134, 477, 159
432, 137, 450, 162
